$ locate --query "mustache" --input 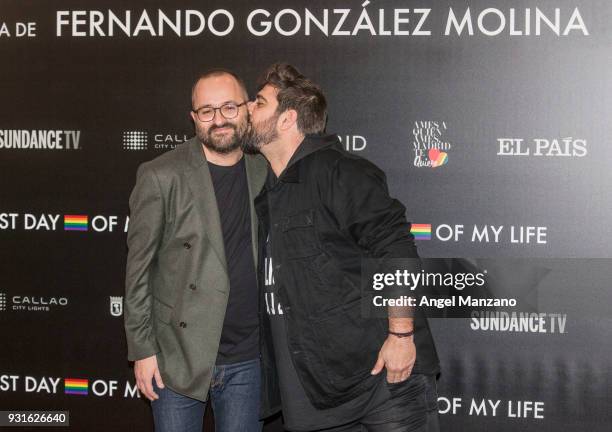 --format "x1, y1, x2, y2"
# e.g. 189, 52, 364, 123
209, 123, 237, 133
